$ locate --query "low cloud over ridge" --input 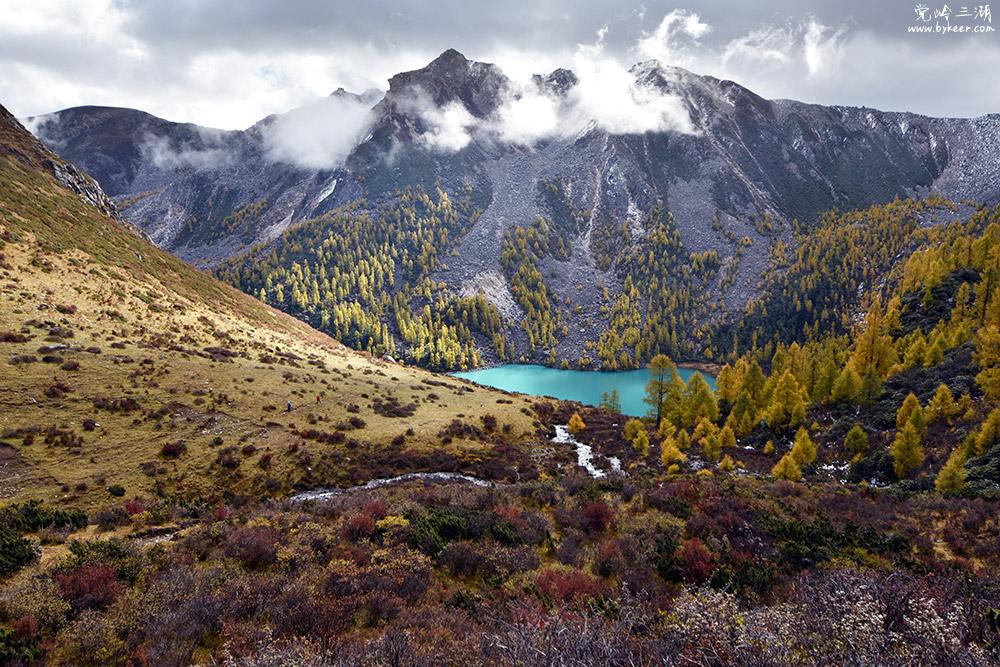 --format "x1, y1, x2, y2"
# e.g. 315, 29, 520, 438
261, 90, 379, 170
409, 34, 700, 155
